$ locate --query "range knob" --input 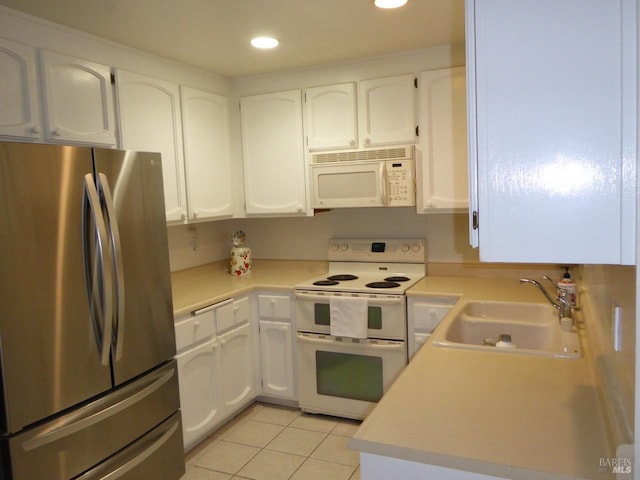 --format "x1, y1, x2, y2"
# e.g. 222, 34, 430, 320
411, 243, 422, 253
401, 244, 411, 253
330, 243, 340, 252
340, 243, 349, 252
